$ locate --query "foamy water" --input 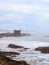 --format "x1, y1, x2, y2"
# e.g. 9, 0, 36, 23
0, 35, 49, 65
